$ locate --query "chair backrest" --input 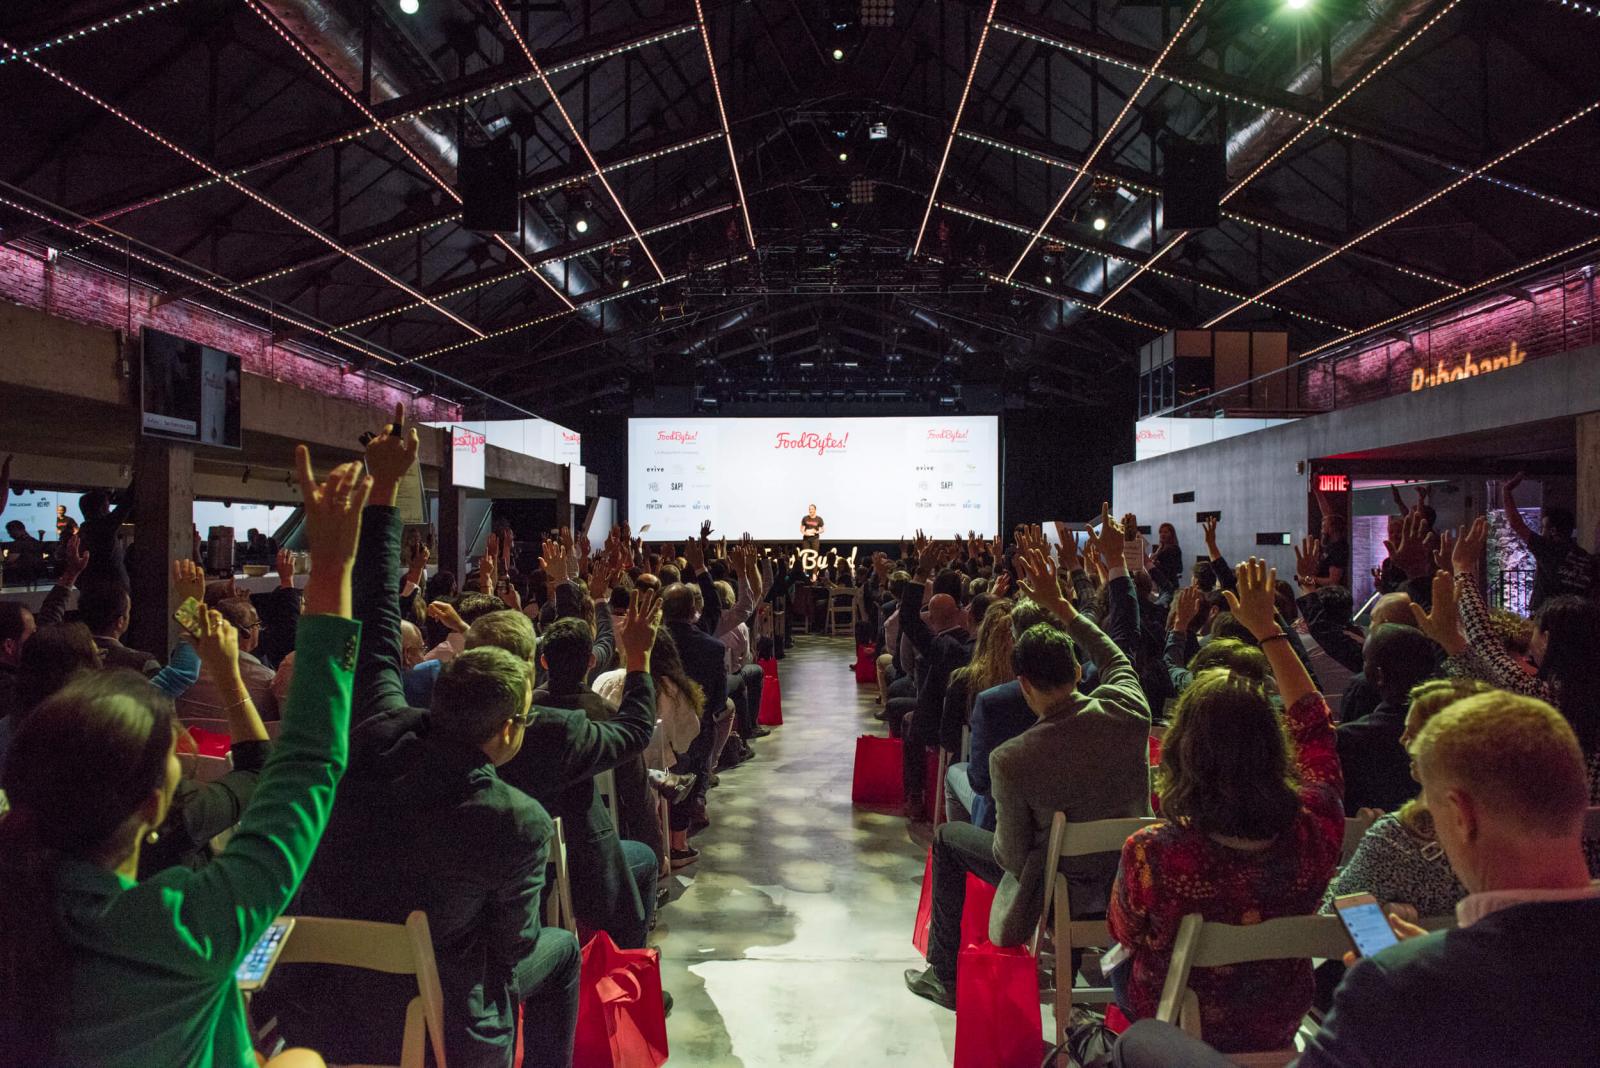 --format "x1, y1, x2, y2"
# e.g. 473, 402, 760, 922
1155, 912, 1351, 1042
277, 910, 447, 1068
1033, 812, 1160, 952
1341, 815, 1375, 865
544, 816, 579, 936
596, 768, 619, 831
